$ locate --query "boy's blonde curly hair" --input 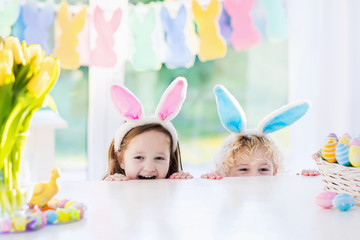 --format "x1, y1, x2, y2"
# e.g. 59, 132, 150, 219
213, 134, 284, 175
